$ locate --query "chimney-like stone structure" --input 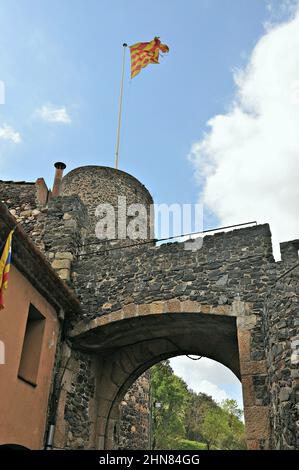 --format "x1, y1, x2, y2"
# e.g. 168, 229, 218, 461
52, 162, 66, 197
280, 239, 299, 264
35, 177, 49, 206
